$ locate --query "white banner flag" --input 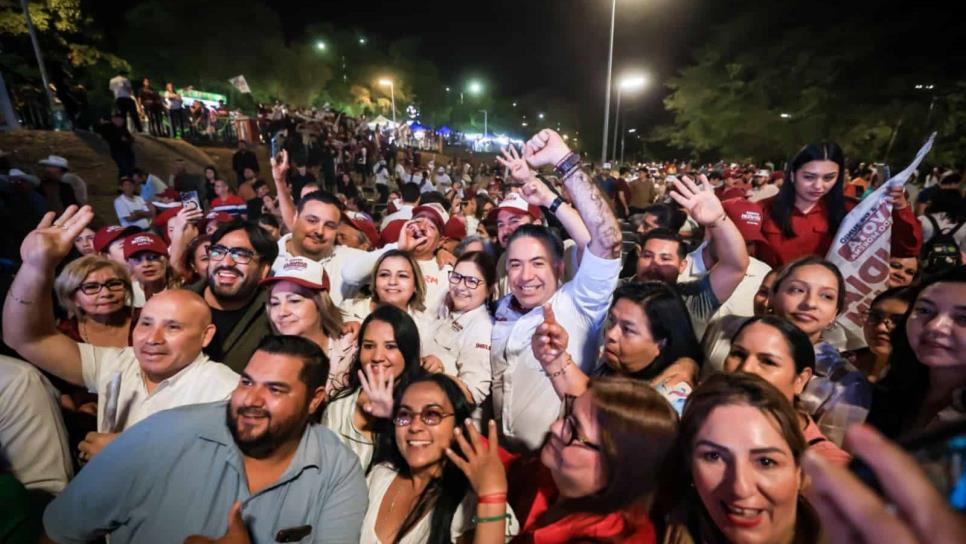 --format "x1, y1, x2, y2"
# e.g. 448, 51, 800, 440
229, 75, 251, 94
826, 133, 936, 341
